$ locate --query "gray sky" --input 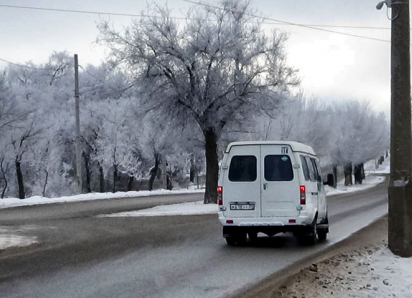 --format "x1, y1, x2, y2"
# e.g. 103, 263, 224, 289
0, 0, 394, 113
